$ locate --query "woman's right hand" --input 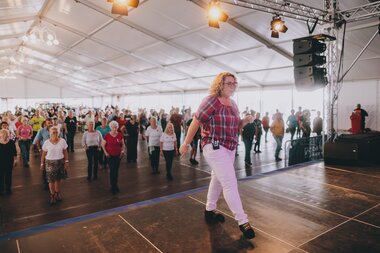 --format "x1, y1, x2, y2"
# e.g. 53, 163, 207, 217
179, 143, 189, 158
